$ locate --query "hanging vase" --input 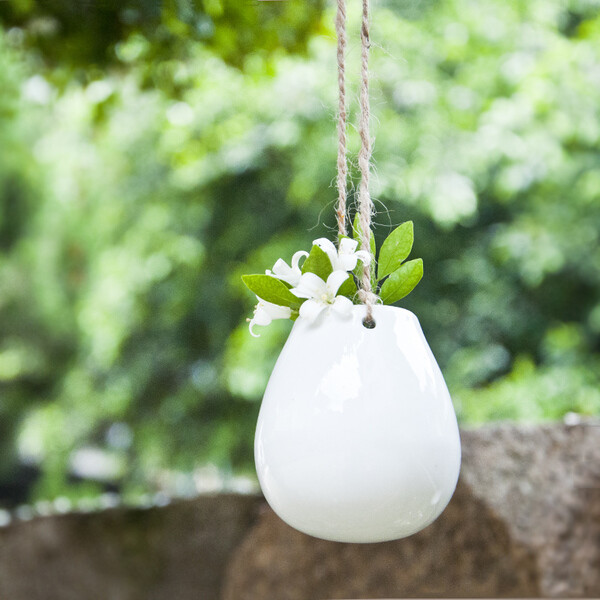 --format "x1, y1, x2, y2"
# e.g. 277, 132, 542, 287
255, 304, 461, 543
